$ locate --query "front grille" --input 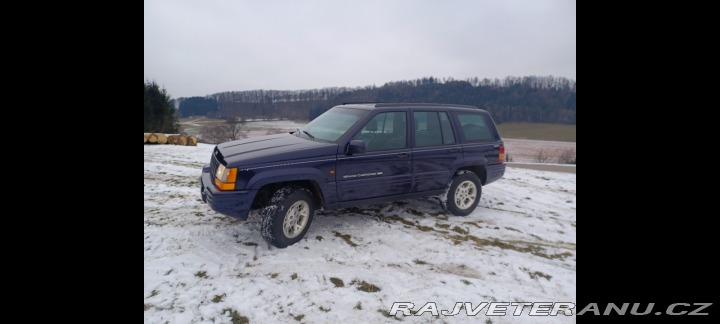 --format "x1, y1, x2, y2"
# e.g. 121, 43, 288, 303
210, 149, 221, 179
